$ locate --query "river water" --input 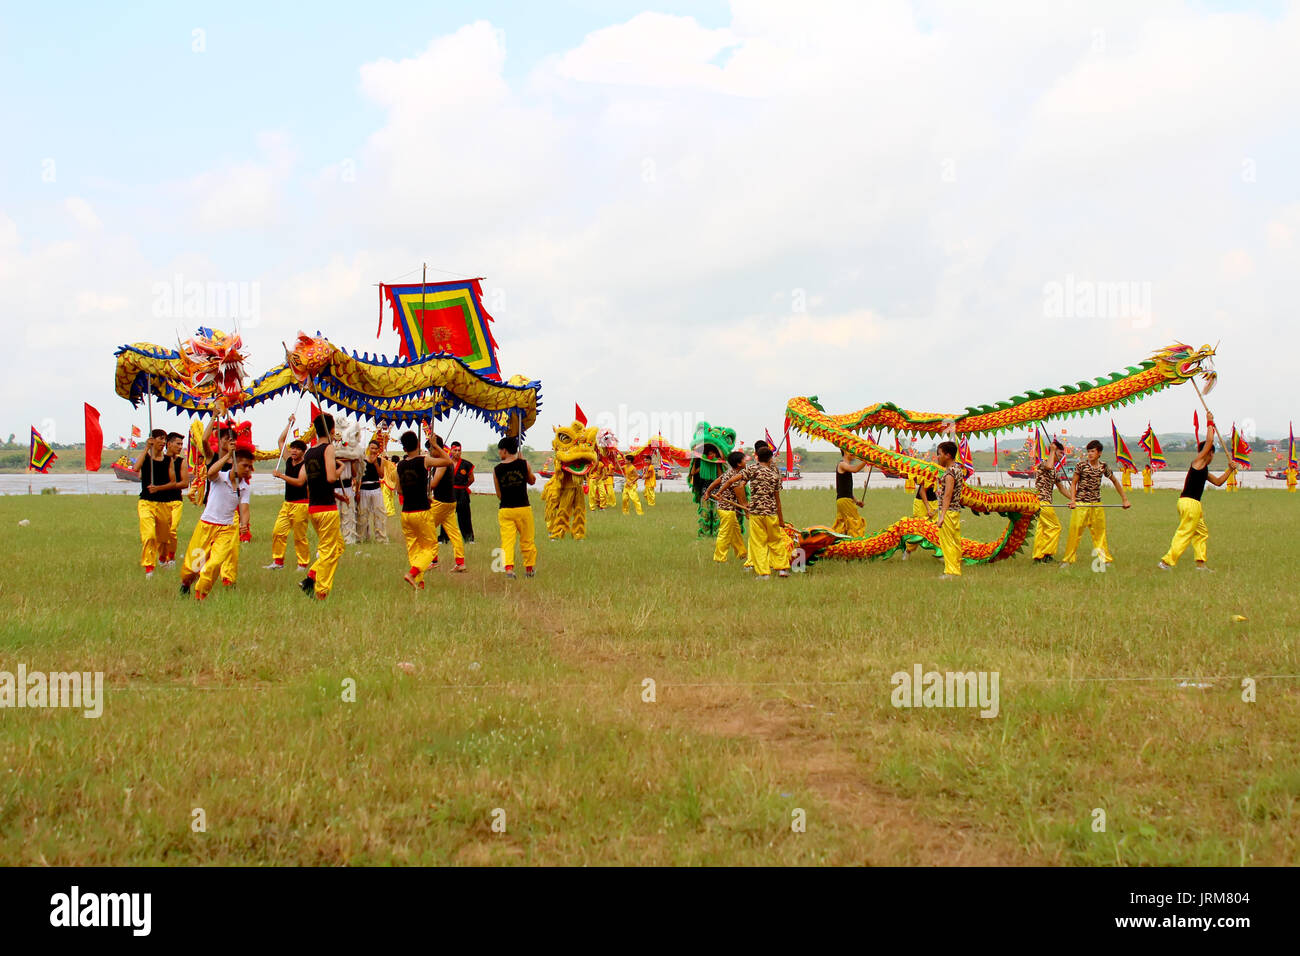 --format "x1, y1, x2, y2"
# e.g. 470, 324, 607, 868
2, 470, 1285, 497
